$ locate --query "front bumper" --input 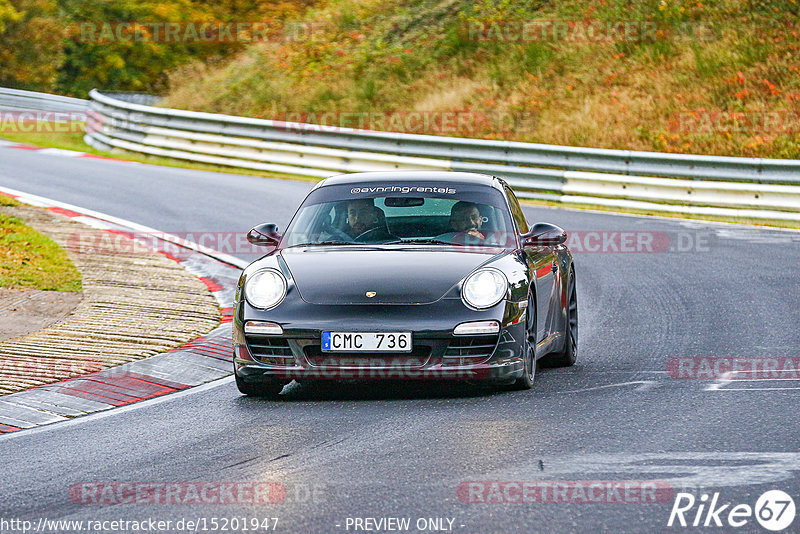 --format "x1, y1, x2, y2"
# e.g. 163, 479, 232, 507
233, 299, 527, 383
